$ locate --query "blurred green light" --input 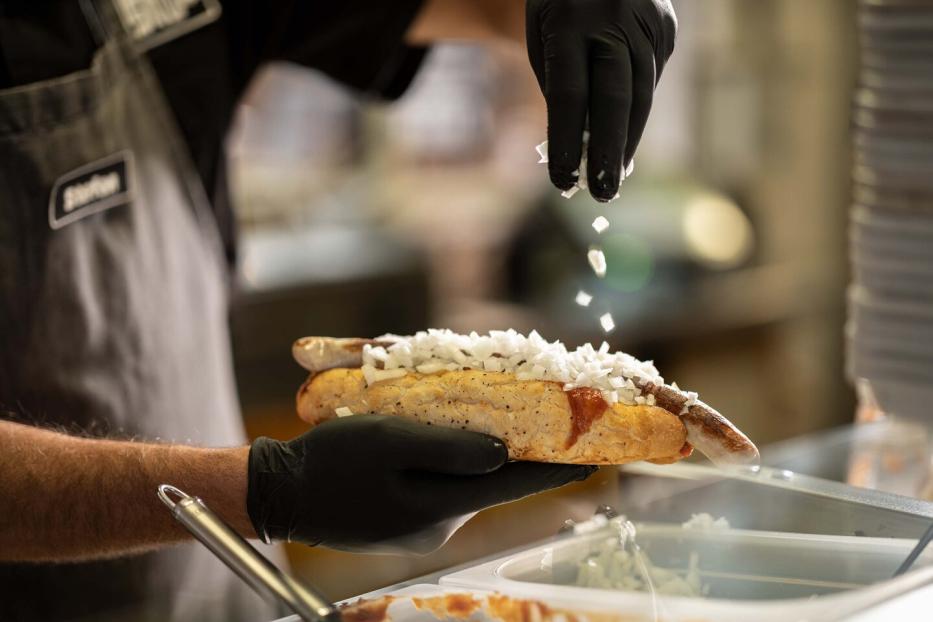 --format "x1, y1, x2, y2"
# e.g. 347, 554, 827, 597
602, 233, 654, 293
